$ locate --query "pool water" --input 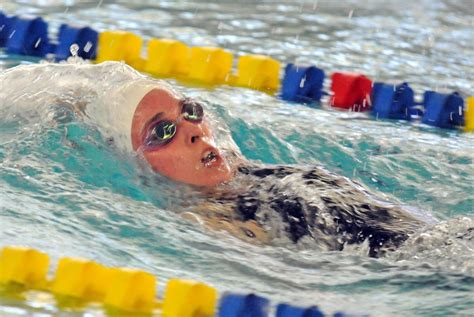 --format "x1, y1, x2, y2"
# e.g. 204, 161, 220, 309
1, 0, 473, 316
